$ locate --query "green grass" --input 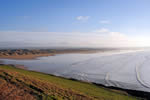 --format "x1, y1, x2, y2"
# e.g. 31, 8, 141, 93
0, 65, 140, 100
